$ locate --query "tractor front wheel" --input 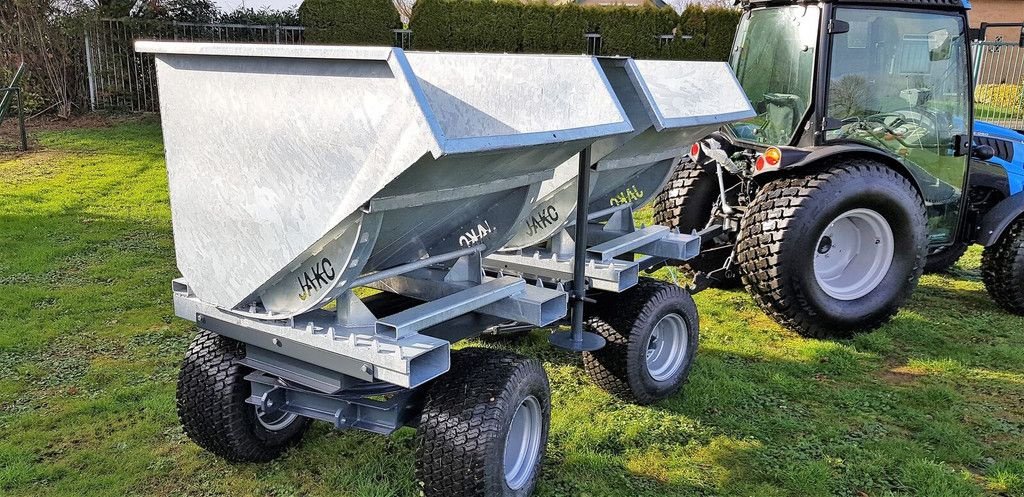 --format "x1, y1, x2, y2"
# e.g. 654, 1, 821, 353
982, 217, 1024, 314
